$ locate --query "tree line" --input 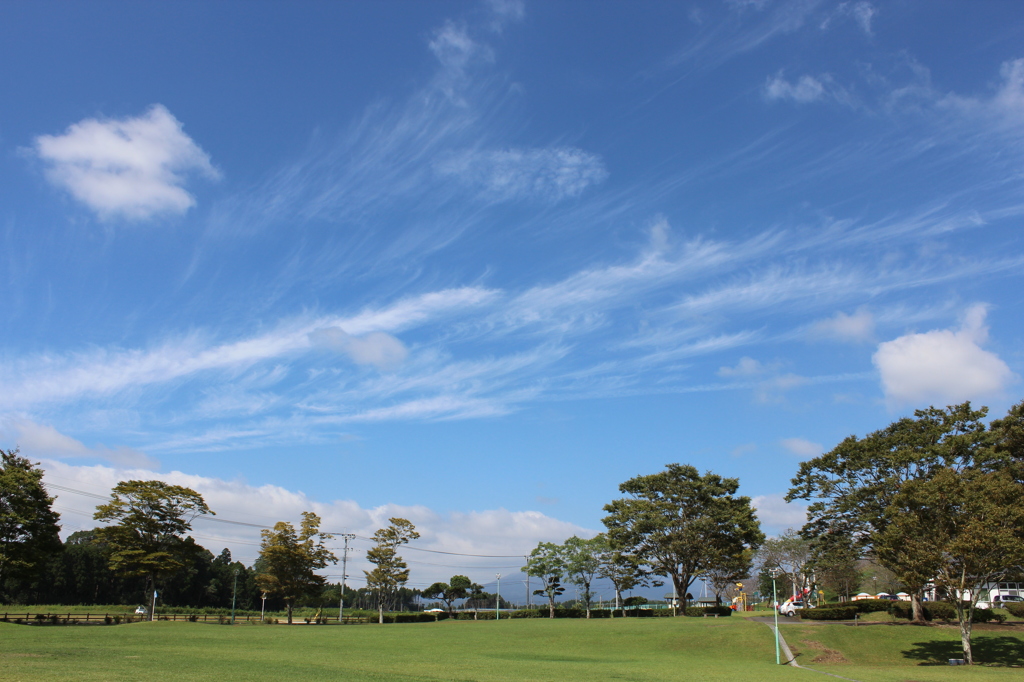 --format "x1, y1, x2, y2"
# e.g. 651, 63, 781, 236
3, 398, 1023, 663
